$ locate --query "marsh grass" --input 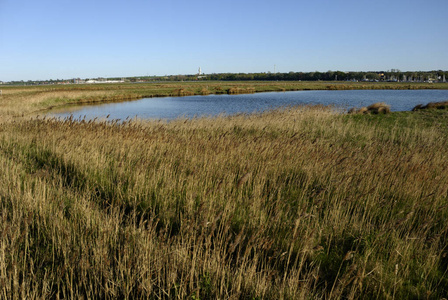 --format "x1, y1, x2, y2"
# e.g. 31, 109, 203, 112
1, 103, 448, 298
